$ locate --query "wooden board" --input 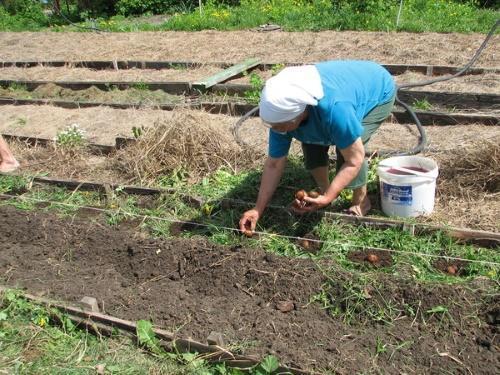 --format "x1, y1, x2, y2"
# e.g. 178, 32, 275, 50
193, 58, 261, 89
